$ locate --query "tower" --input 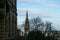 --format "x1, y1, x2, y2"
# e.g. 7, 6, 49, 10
25, 10, 29, 37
